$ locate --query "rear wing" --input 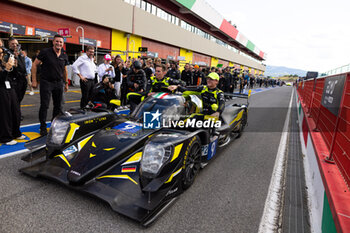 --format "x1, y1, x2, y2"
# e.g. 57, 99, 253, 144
224, 90, 251, 104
